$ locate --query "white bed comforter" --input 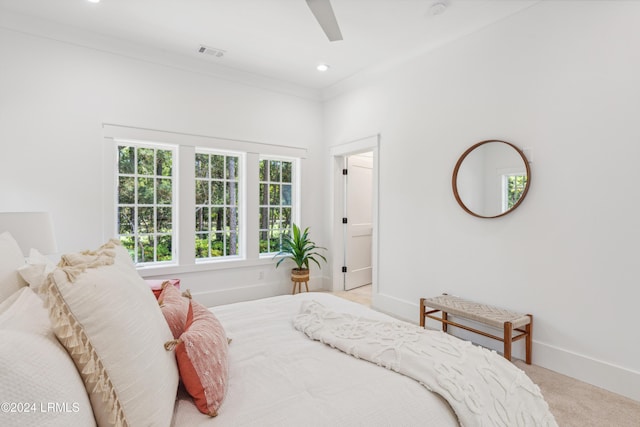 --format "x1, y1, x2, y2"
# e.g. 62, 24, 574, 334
171, 292, 458, 427
293, 300, 557, 427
